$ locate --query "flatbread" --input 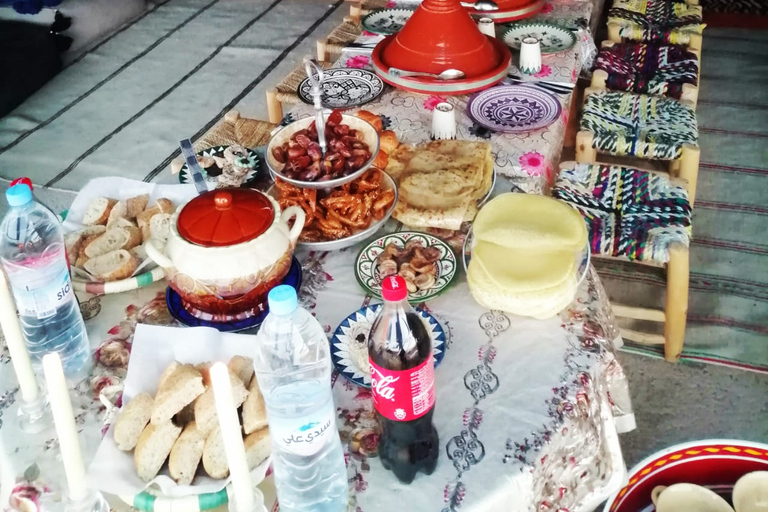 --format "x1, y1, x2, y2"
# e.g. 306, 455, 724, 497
473, 193, 587, 252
